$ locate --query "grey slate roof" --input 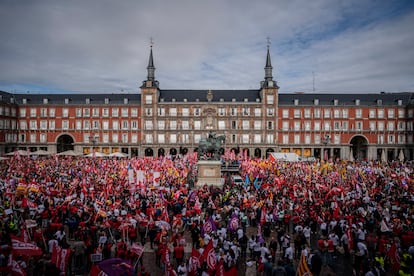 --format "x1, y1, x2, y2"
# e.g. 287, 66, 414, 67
159, 89, 261, 102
